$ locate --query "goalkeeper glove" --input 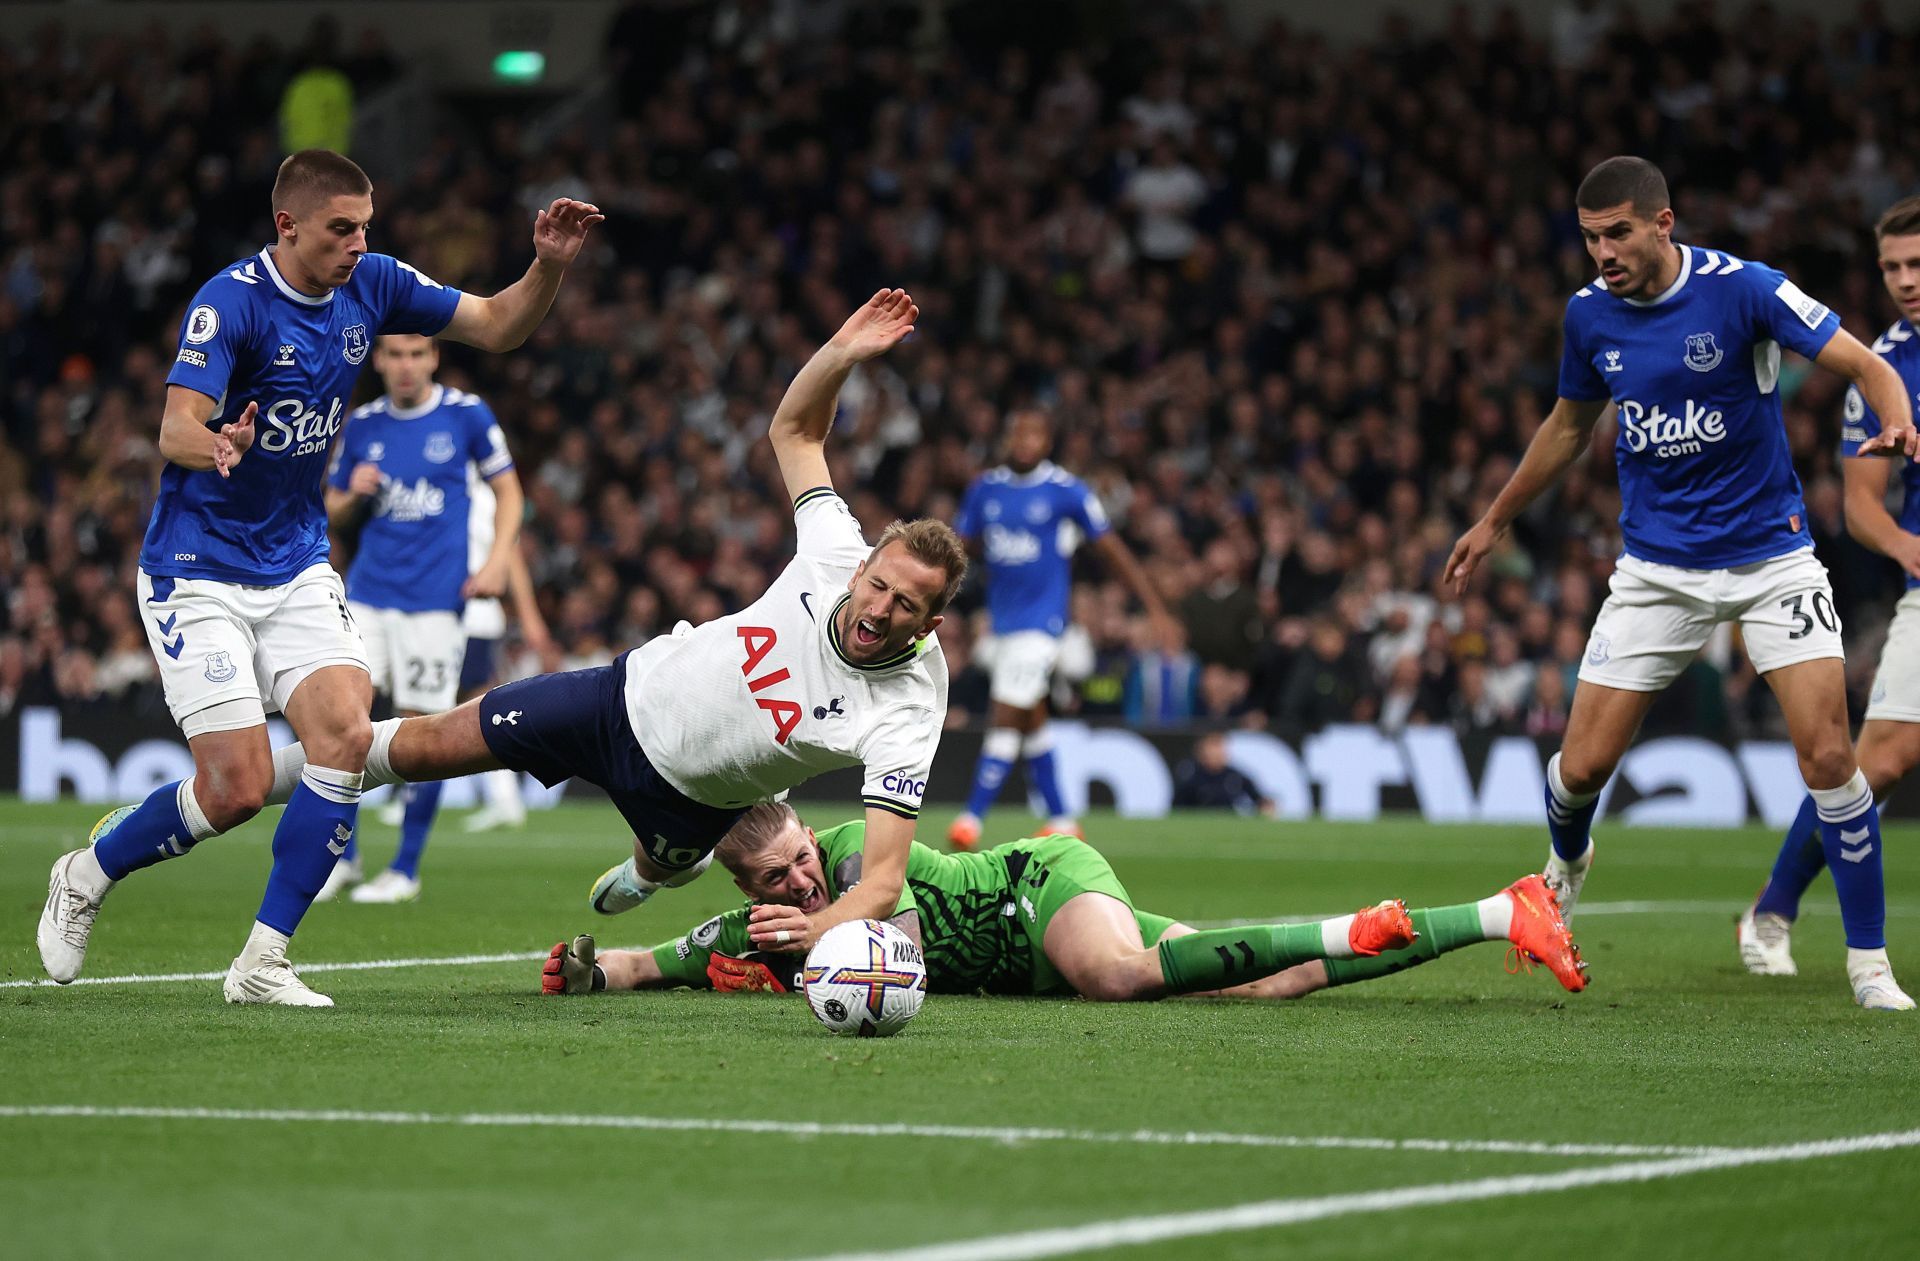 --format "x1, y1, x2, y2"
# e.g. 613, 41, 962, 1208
541, 934, 605, 994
